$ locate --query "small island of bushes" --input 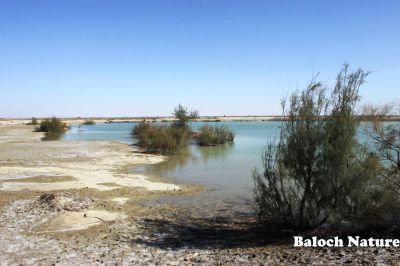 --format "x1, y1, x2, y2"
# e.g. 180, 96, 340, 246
132, 105, 234, 154
36, 117, 68, 134
35, 117, 69, 140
